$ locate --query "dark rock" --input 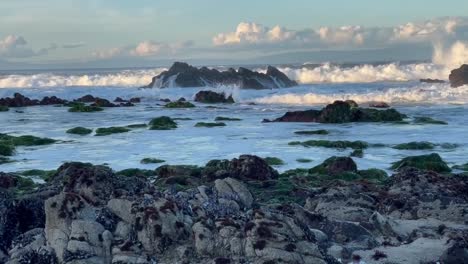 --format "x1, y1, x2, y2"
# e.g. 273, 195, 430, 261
390, 153, 451, 173
90, 98, 116, 107
75, 94, 96, 103
267, 100, 406, 123
449, 64, 468, 88
39, 96, 67, 105
0, 93, 67, 108
129, 97, 141, 103
310, 156, 358, 176
440, 241, 468, 264
0, 172, 17, 189
420, 78, 445, 83
194, 90, 235, 104
202, 155, 279, 181
114, 97, 126, 102
144, 62, 298, 89
369, 102, 390, 108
